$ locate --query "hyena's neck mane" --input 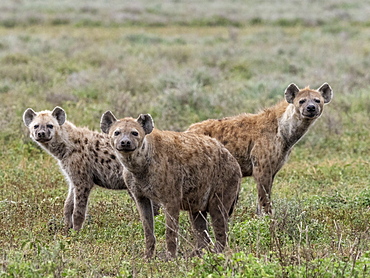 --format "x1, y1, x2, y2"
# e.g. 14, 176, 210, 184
41, 121, 78, 160
273, 101, 317, 150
